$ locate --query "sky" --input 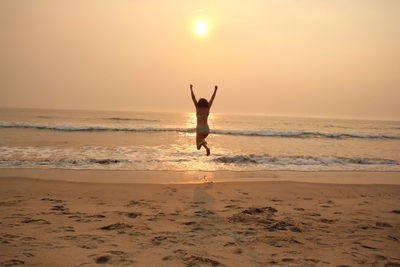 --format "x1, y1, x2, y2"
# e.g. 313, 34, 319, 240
0, 0, 399, 120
